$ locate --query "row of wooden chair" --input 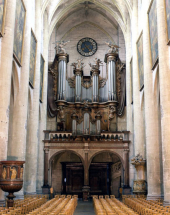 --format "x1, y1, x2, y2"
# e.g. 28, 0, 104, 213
93, 195, 138, 215
0, 196, 47, 215
123, 195, 170, 214
27, 195, 77, 215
